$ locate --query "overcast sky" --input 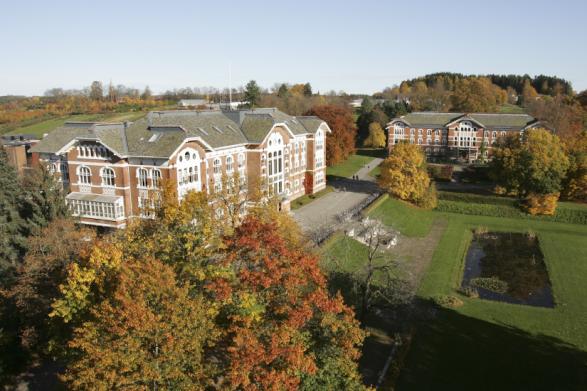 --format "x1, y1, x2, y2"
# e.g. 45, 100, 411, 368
1, 0, 586, 96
